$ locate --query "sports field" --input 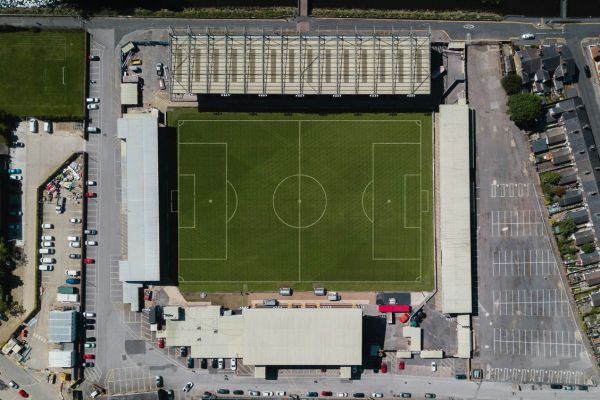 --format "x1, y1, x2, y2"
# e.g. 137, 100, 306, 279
170, 111, 434, 293
0, 30, 85, 117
